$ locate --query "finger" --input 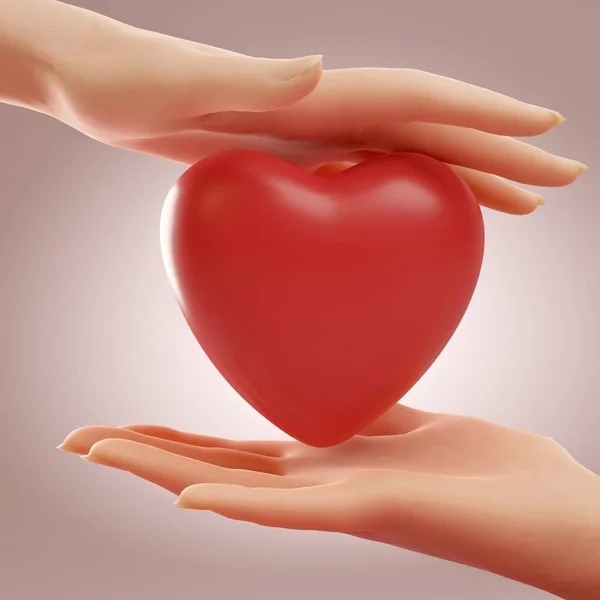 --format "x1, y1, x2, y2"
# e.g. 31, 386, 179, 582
197, 68, 565, 138
314, 159, 545, 215
186, 54, 323, 115
120, 131, 551, 216
359, 403, 438, 436
356, 122, 586, 186
176, 481, 372, 532
124, 122, 585, 190
449, 165, 544, 215
82, 439, 304, 495
119, 425, 289, 458
58, 426, 282, 473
